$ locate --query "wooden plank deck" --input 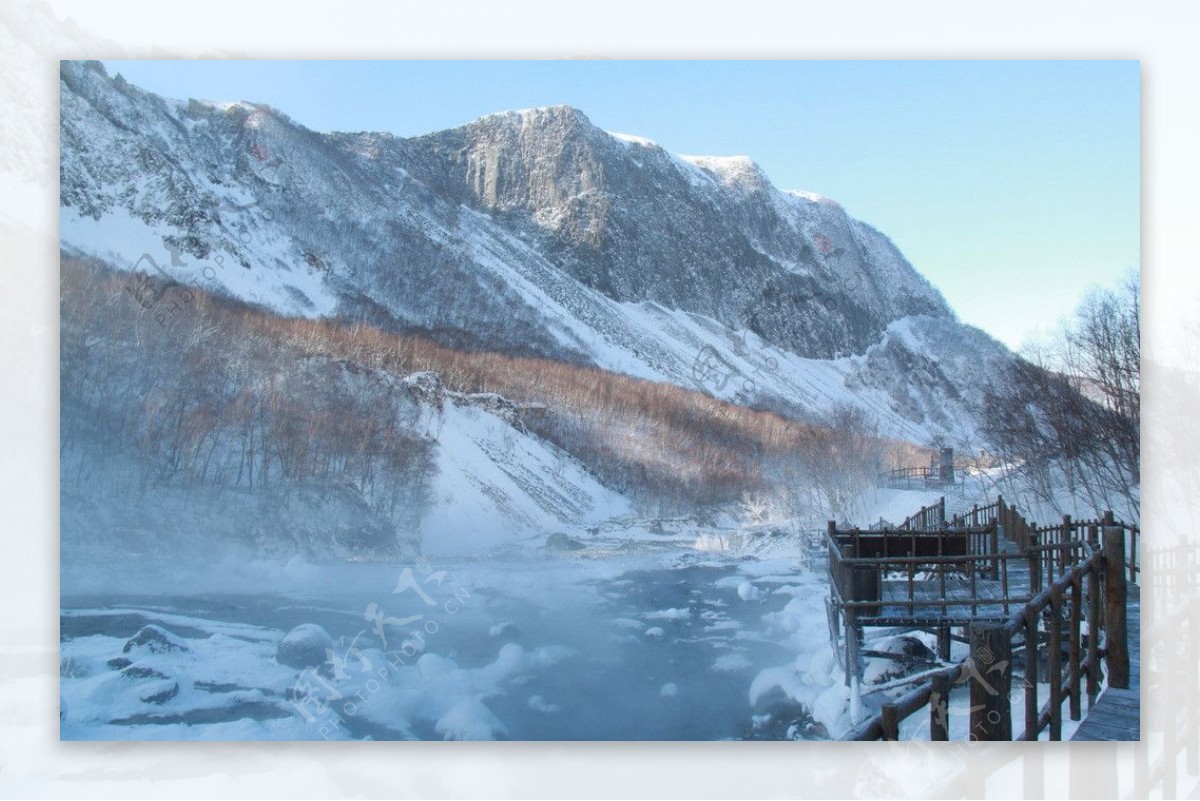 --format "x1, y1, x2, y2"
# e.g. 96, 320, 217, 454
1072, 584, 1141, 741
